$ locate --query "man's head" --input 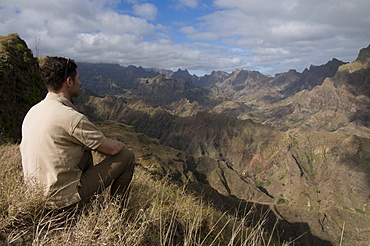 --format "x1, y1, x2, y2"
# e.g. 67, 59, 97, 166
40, 57, 80, 96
